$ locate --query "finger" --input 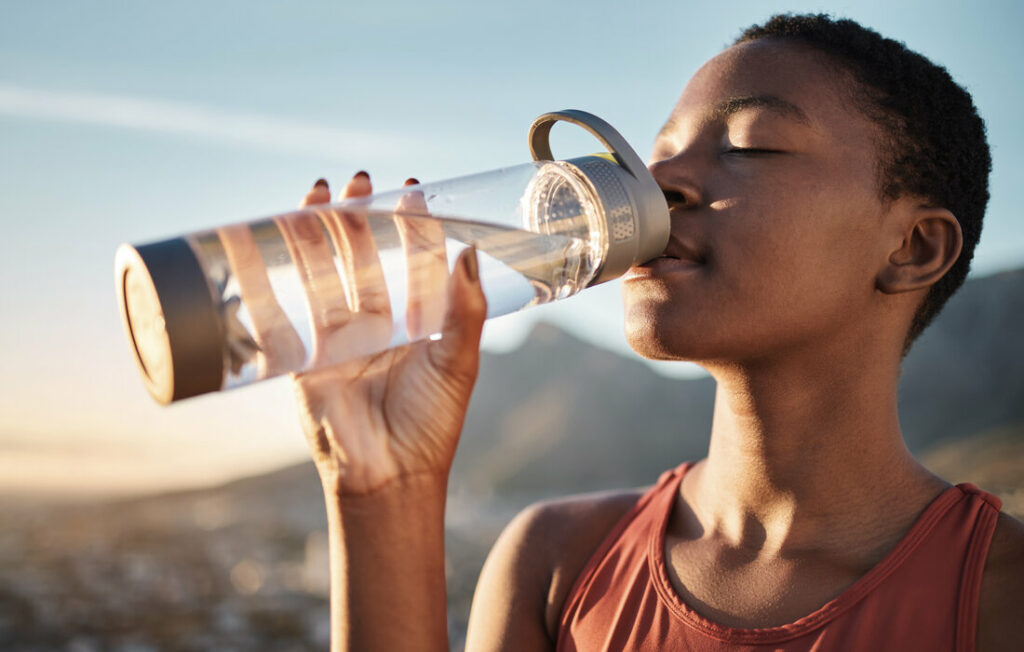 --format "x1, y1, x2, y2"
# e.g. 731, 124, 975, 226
321, 173, 373, 311
217, 223, 307, 377
340, 170, 370, 200
428, 246, 487, 382
318, 172, 393, 347
274, 208, 357, 365
301, 178, 331, 208
394, 177, 449, 340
